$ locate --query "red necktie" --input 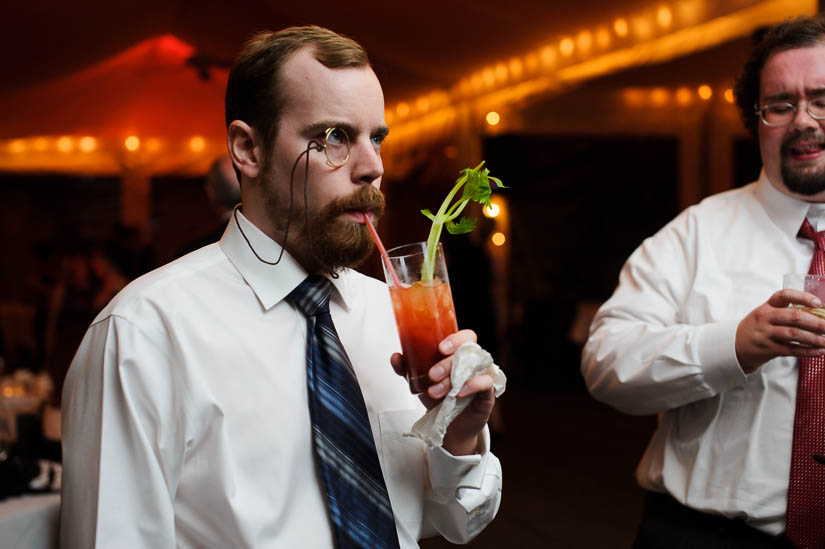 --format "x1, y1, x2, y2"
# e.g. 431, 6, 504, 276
788, 218, 825, 548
